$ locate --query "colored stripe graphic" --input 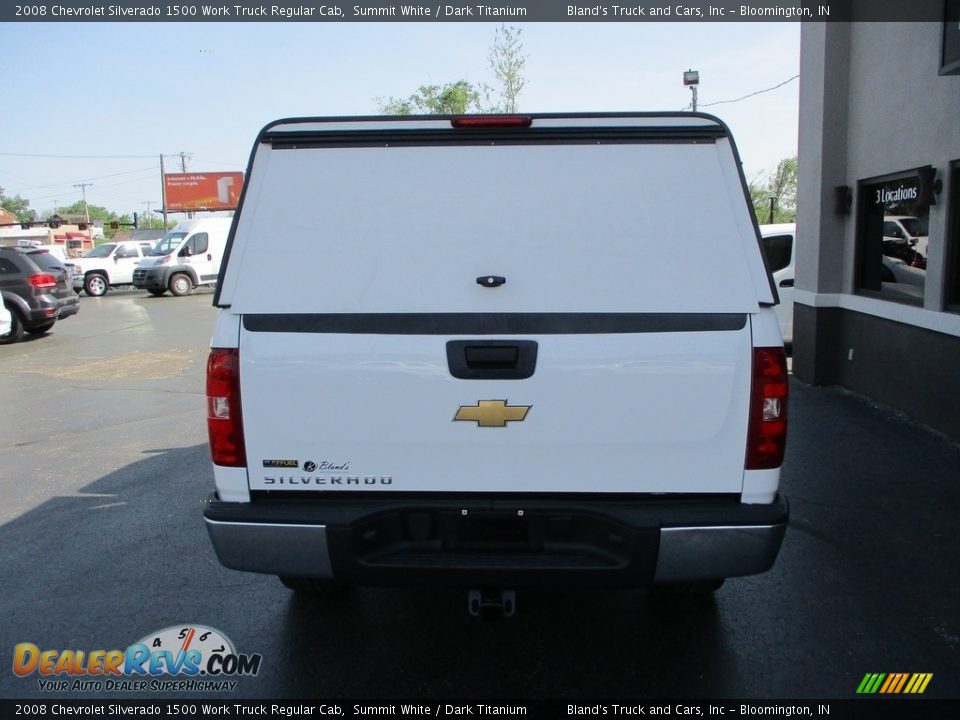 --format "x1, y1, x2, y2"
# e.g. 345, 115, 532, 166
892, 673, 909, 693
907, 673, 933, 694
861, 673, 885, 694
857, 673, 932, 694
